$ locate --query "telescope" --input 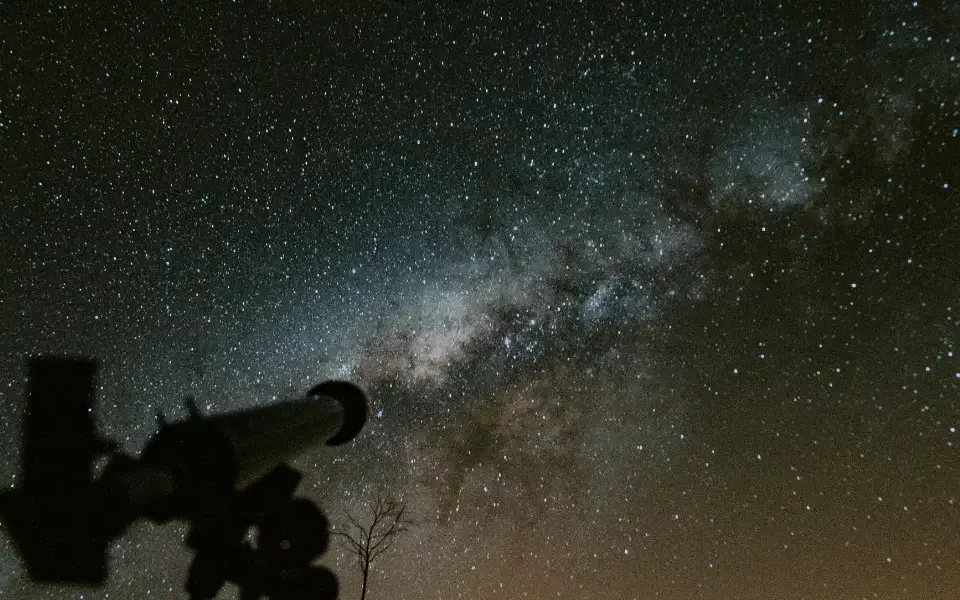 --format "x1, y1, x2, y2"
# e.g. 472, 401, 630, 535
1, 356, 368, 600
